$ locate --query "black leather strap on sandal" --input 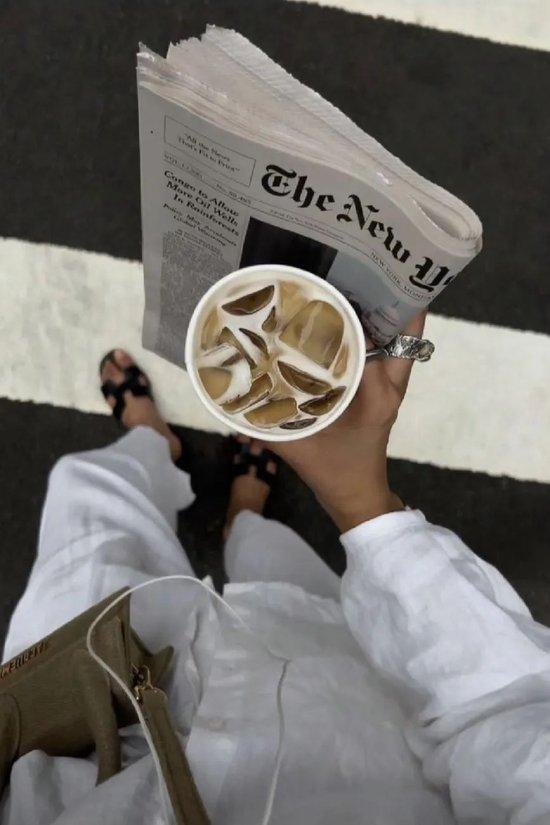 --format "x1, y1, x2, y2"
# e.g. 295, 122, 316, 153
231, 440, 278, 487
99, 351, 152, 421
